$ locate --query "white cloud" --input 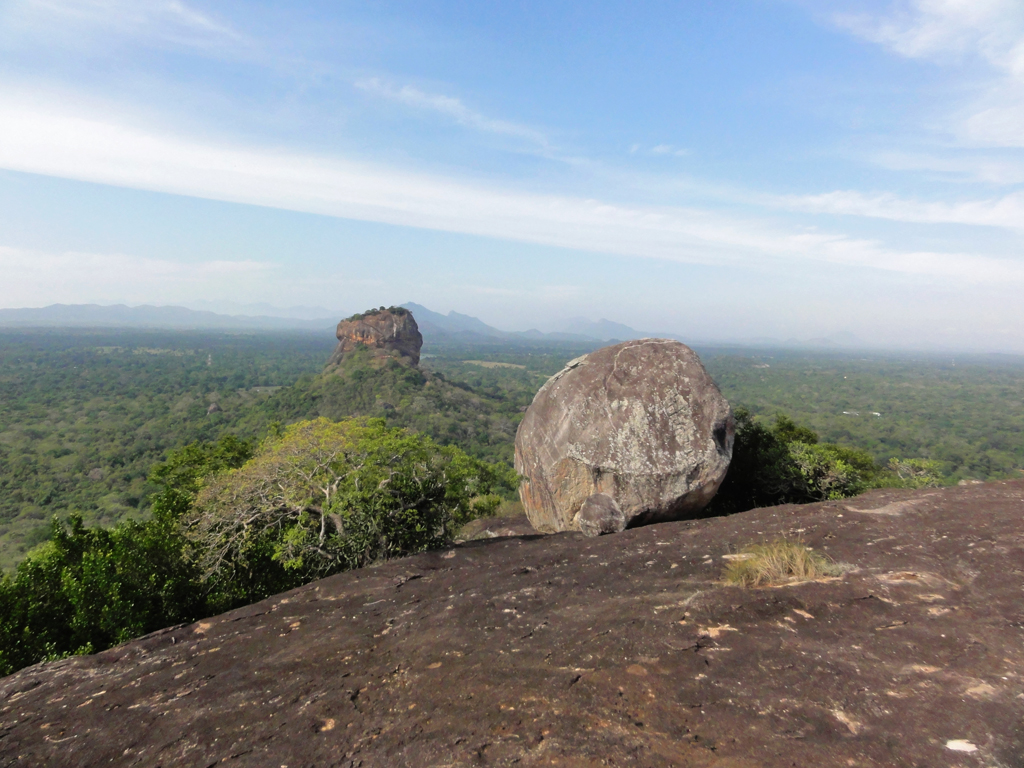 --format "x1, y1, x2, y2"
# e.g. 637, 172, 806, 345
1, 91, 1022, 287
776, 188, 1024, 229
835, 0, 1024, 67
650, 144, 689, 157
3, 0, 248, 54
834, 0, 1024, 147
354, 78, 550, 148
868, 149, 1024, 184
0, 245, 273, 306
